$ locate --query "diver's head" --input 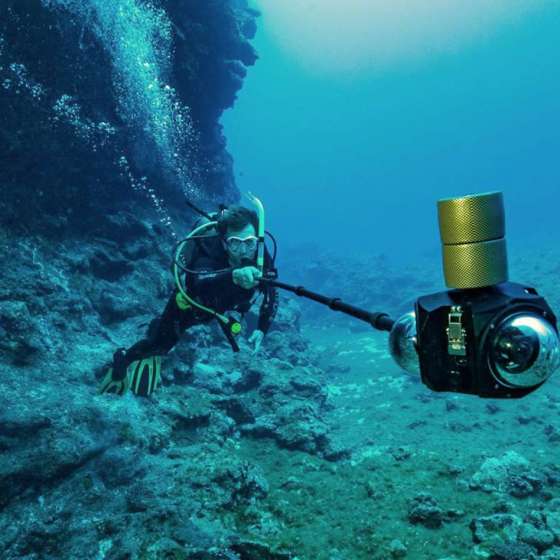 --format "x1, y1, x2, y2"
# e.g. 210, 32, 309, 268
218, 205, 259, 267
